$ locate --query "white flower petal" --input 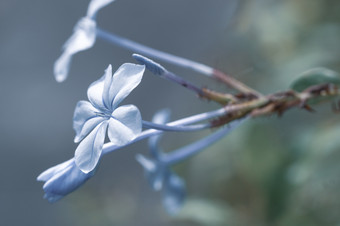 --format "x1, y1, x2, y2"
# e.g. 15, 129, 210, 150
54, 51, 73, 83
136, 154, 156, 172
102, 65, 113, 109
108, 105, 142, 145
41, 159, 95, 202
75, 117, 106, 143
149, 109, 171, 154
44, 193, 64, 203
37, 159, 74, 182
87, 0, 116, 19
152, 109, 171, 125
73, 101, 105, 143
87, 71, 107, 111
64, 17, 96, 55
75, 121, 108, 173
112, 105, 142, 133
136, 154, 165, 191
163, 173, 186, 215
107, 119, 136, 146
54, 17, 96, 82
109, 63, 145, 109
